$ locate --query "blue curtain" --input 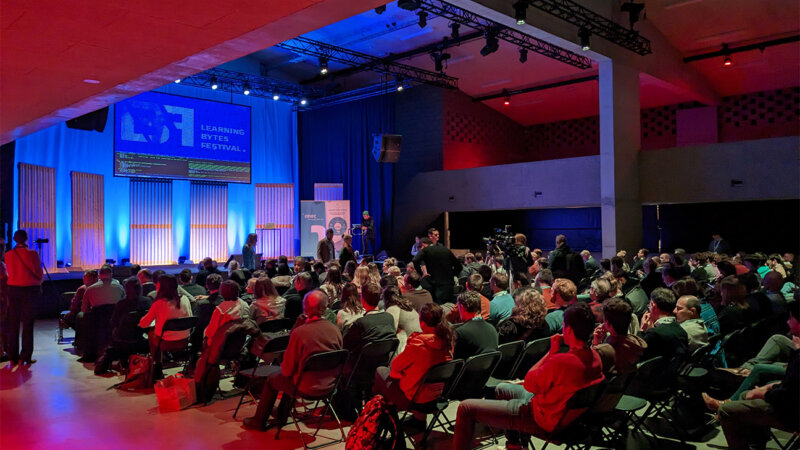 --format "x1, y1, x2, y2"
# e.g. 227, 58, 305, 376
13, 84, 298, 264
298, 94, 396, 253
